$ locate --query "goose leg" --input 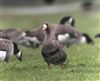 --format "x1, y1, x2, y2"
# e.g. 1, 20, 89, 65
4, 57, 9, 62
60, 63, 64, 69
47, 63, 51, 69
